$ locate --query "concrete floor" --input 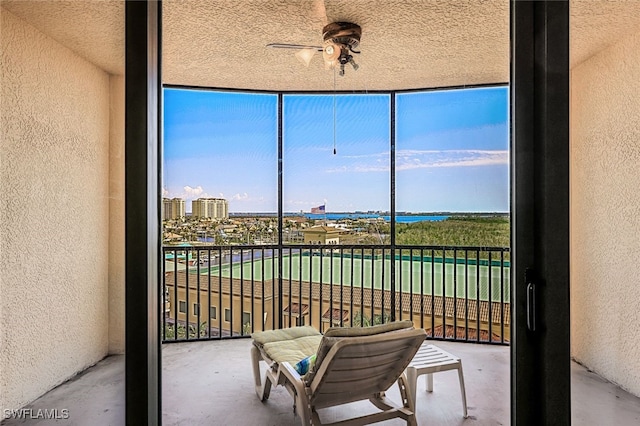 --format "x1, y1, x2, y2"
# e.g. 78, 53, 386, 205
2, 339, 639, 426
